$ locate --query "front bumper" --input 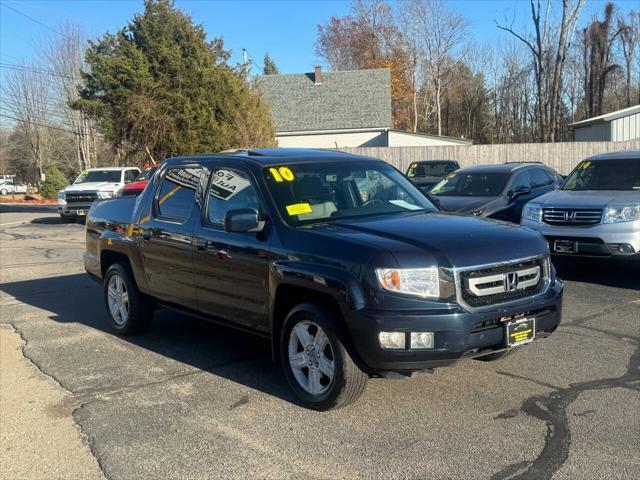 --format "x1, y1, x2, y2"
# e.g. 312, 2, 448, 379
57, 203, 93, 216
521, 219, 640, 258
346, 279, 563, 373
